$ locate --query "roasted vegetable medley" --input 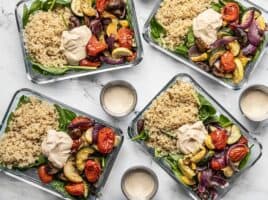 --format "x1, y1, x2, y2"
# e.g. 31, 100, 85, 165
0, 95, 121, 199
150, 0, 267, 84
133, 81, 252, 200
22, 0, 137, 75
